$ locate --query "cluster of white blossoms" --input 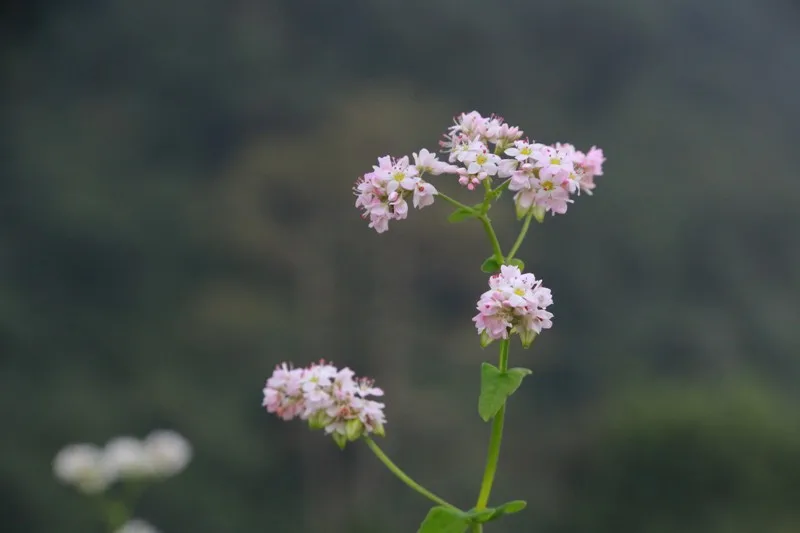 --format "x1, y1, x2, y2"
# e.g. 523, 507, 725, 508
354, 111, 605, 232
263, 361, 386, 448
115, 519, 160, 533
52, 430, 192, 494
473, 265, 554, 347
